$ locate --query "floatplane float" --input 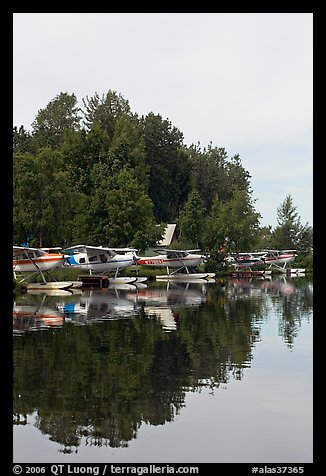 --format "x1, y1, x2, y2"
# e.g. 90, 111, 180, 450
13, 245, 80, 291
136, 248, 215, 281
63, 244, 147, 285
